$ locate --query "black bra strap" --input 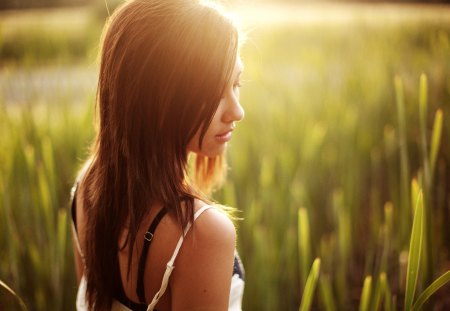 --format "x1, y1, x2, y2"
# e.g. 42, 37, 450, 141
70, 180, 80, 232
136, 207, 168, 303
